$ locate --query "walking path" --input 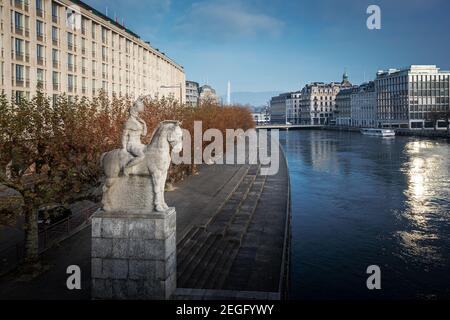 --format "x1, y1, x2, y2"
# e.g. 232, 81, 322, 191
0, 149, 290, 300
